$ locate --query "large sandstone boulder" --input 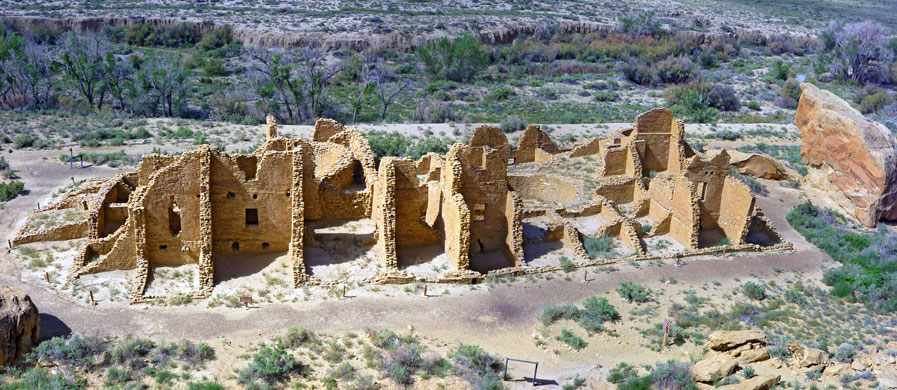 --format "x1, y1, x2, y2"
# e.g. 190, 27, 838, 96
692, 354, 738, 382
795, 83, 897, 227
718, 375, 780, 390
787, 342, 828, 367
708, 330, 766, 351
727, 150, 788, 180
0, 286, 40, 366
